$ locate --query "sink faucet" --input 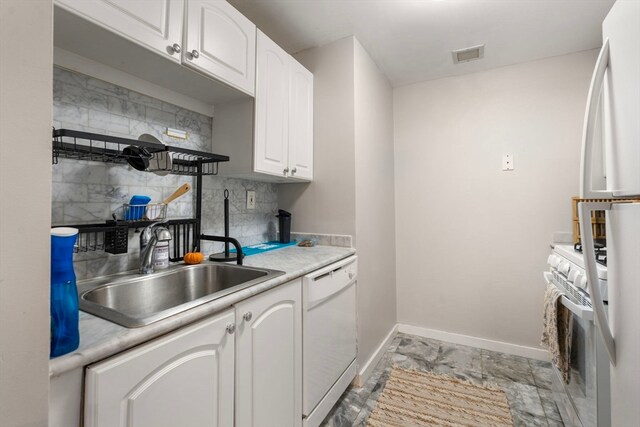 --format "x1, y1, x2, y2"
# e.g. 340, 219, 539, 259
139, 222, 172, 274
